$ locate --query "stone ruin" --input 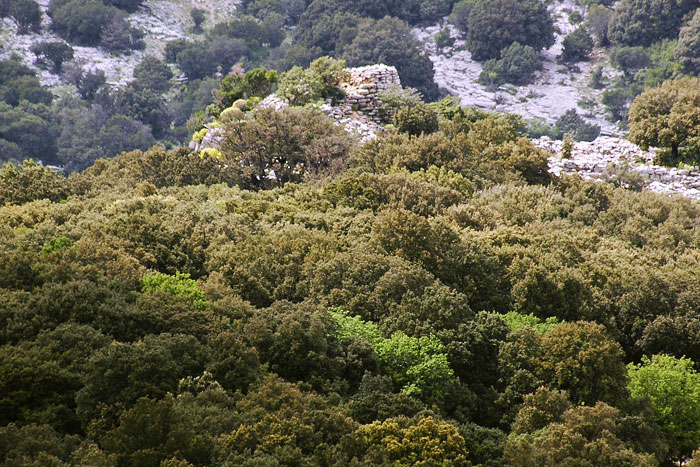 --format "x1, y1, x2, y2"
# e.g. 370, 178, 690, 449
255, 64, 401, 144
336, 64, 401, 123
